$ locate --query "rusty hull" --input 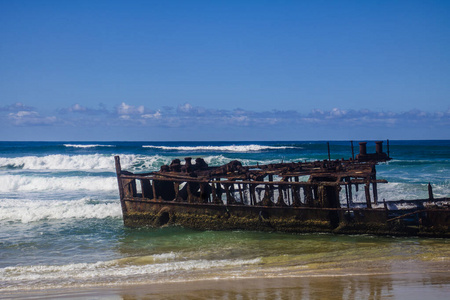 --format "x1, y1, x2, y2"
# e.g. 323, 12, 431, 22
114, 141, 450, 237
